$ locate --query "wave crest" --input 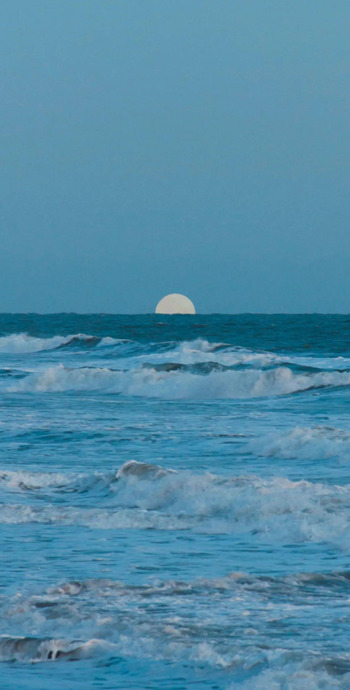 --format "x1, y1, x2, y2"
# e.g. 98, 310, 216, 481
0, 333, 103, 354
0, 636, 114, 663
1, 461, 350, 542
3, 571, 350, 685
250, 426, 350, 460
8, 362, 350, 399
